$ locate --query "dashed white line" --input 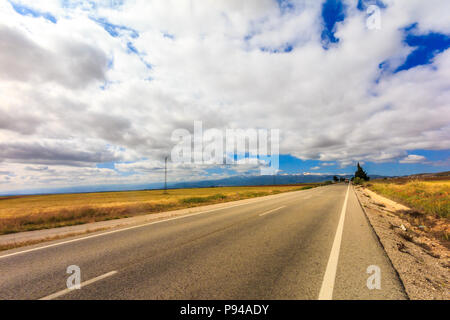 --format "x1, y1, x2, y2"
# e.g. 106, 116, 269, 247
39, 270, 118, 300
318, 183, 350, 300
259, 206, 286, 217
